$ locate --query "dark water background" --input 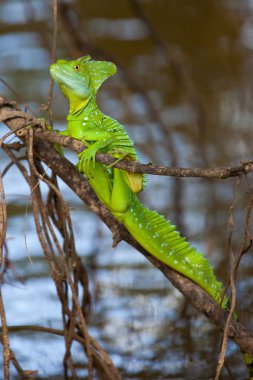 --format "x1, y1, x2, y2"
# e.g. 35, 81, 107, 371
1, 0, 253, 379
